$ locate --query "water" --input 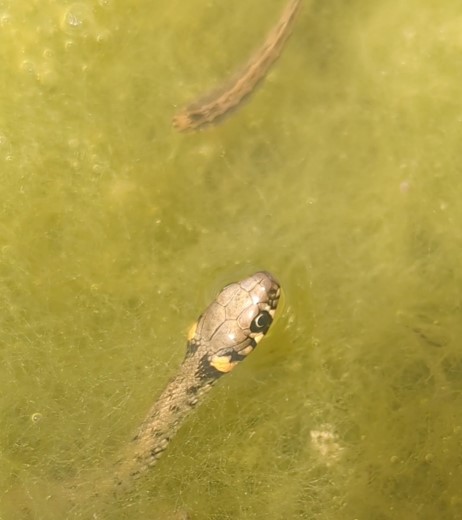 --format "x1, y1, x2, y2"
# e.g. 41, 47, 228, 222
1, 0, 461, 519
